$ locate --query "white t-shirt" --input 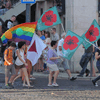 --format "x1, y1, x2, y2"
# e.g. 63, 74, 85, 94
57, 38, 64, 56
51, 33, 59, 41
7, 21, 13, 29
45, 38, 51, 46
